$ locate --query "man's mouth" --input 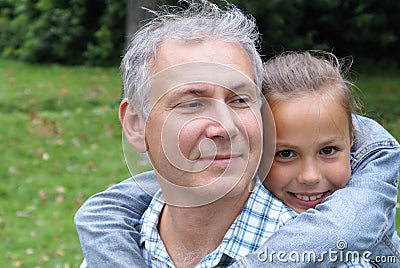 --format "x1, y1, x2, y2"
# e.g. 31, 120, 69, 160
198, 153, 241, 167
213, 154, 236, 160
199, 152, 240, 160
